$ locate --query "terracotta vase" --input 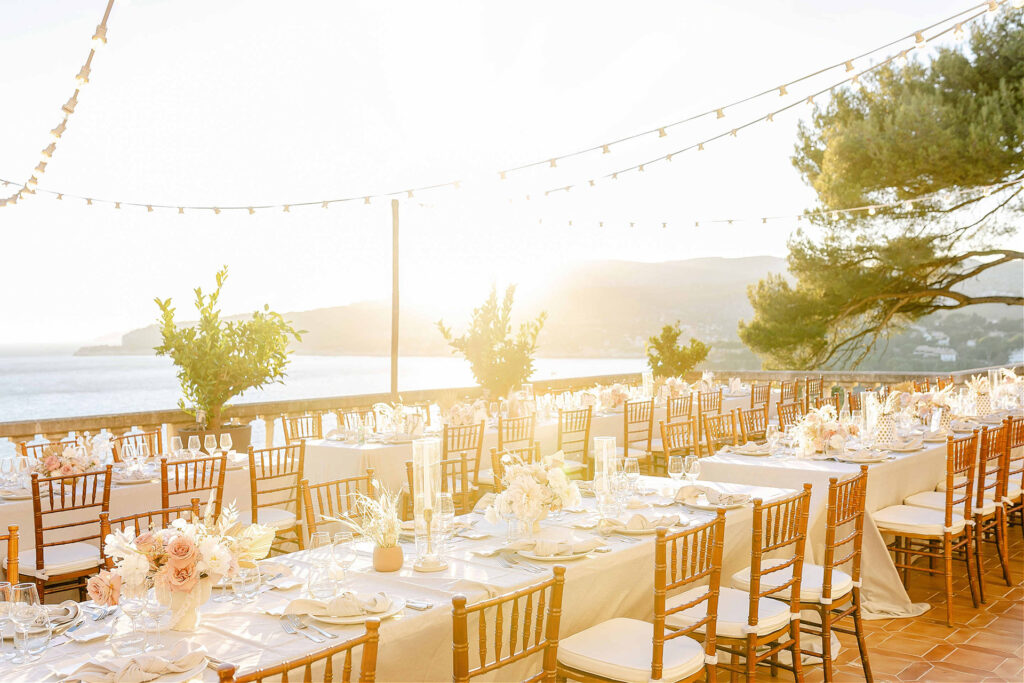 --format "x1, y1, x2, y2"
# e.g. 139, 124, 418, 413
373, 545, 403, 572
